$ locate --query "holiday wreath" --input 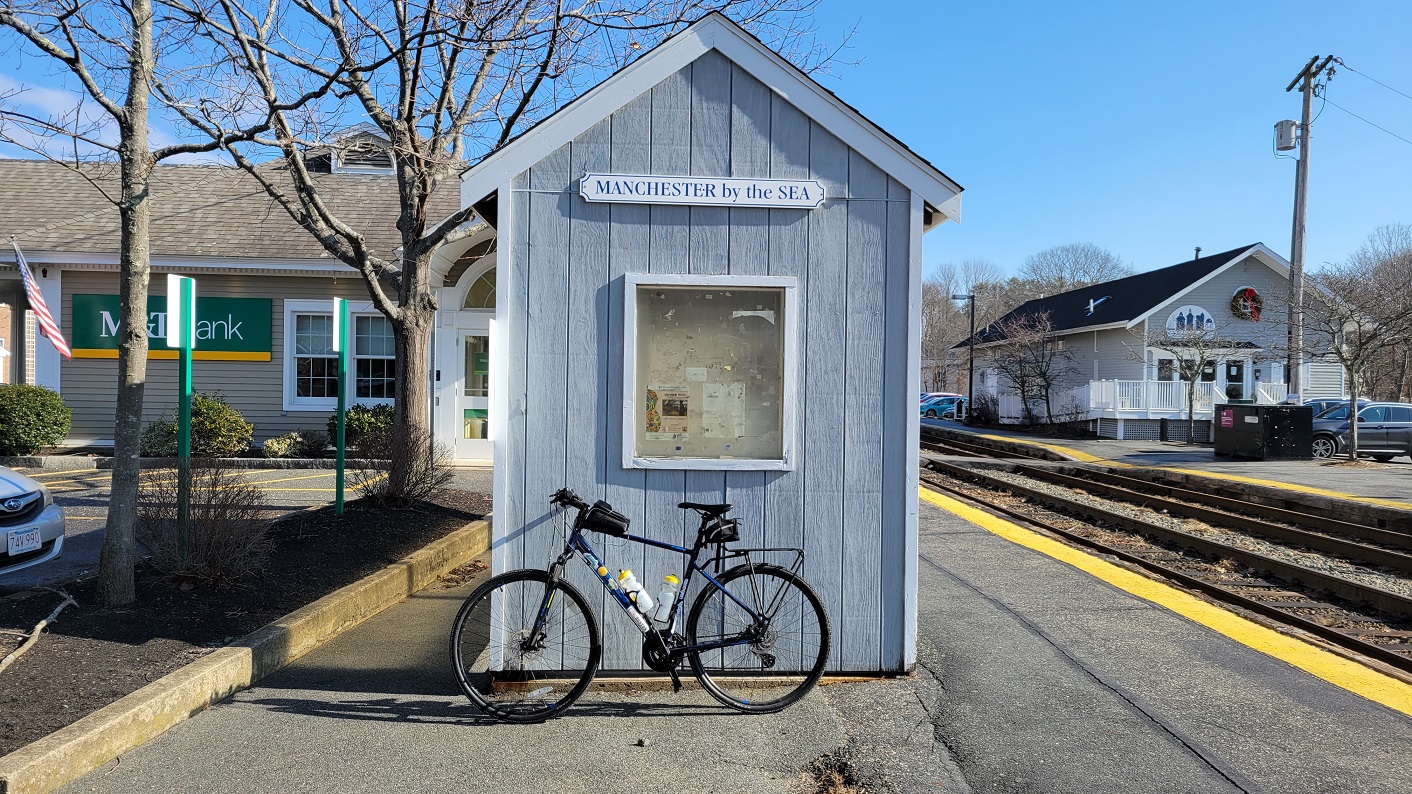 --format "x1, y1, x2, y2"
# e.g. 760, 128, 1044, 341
1231, 287, 1262, 321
